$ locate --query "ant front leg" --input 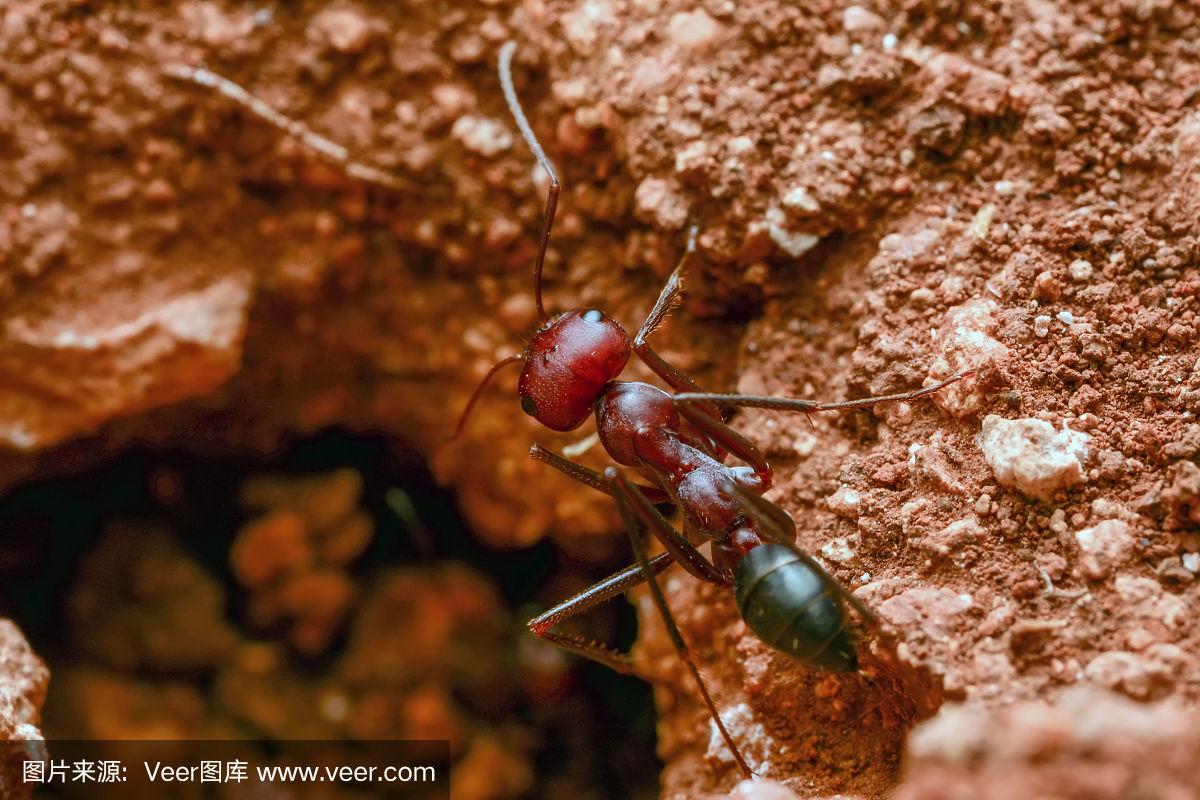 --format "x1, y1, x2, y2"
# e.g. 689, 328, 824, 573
606, 468, 754, 779
632, 226, 725, 424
